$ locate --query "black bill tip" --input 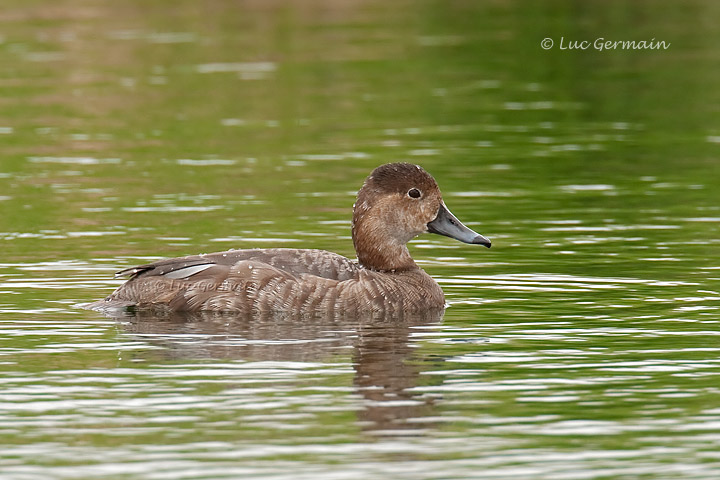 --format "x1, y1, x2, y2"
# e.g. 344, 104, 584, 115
471, 233, 492, 248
